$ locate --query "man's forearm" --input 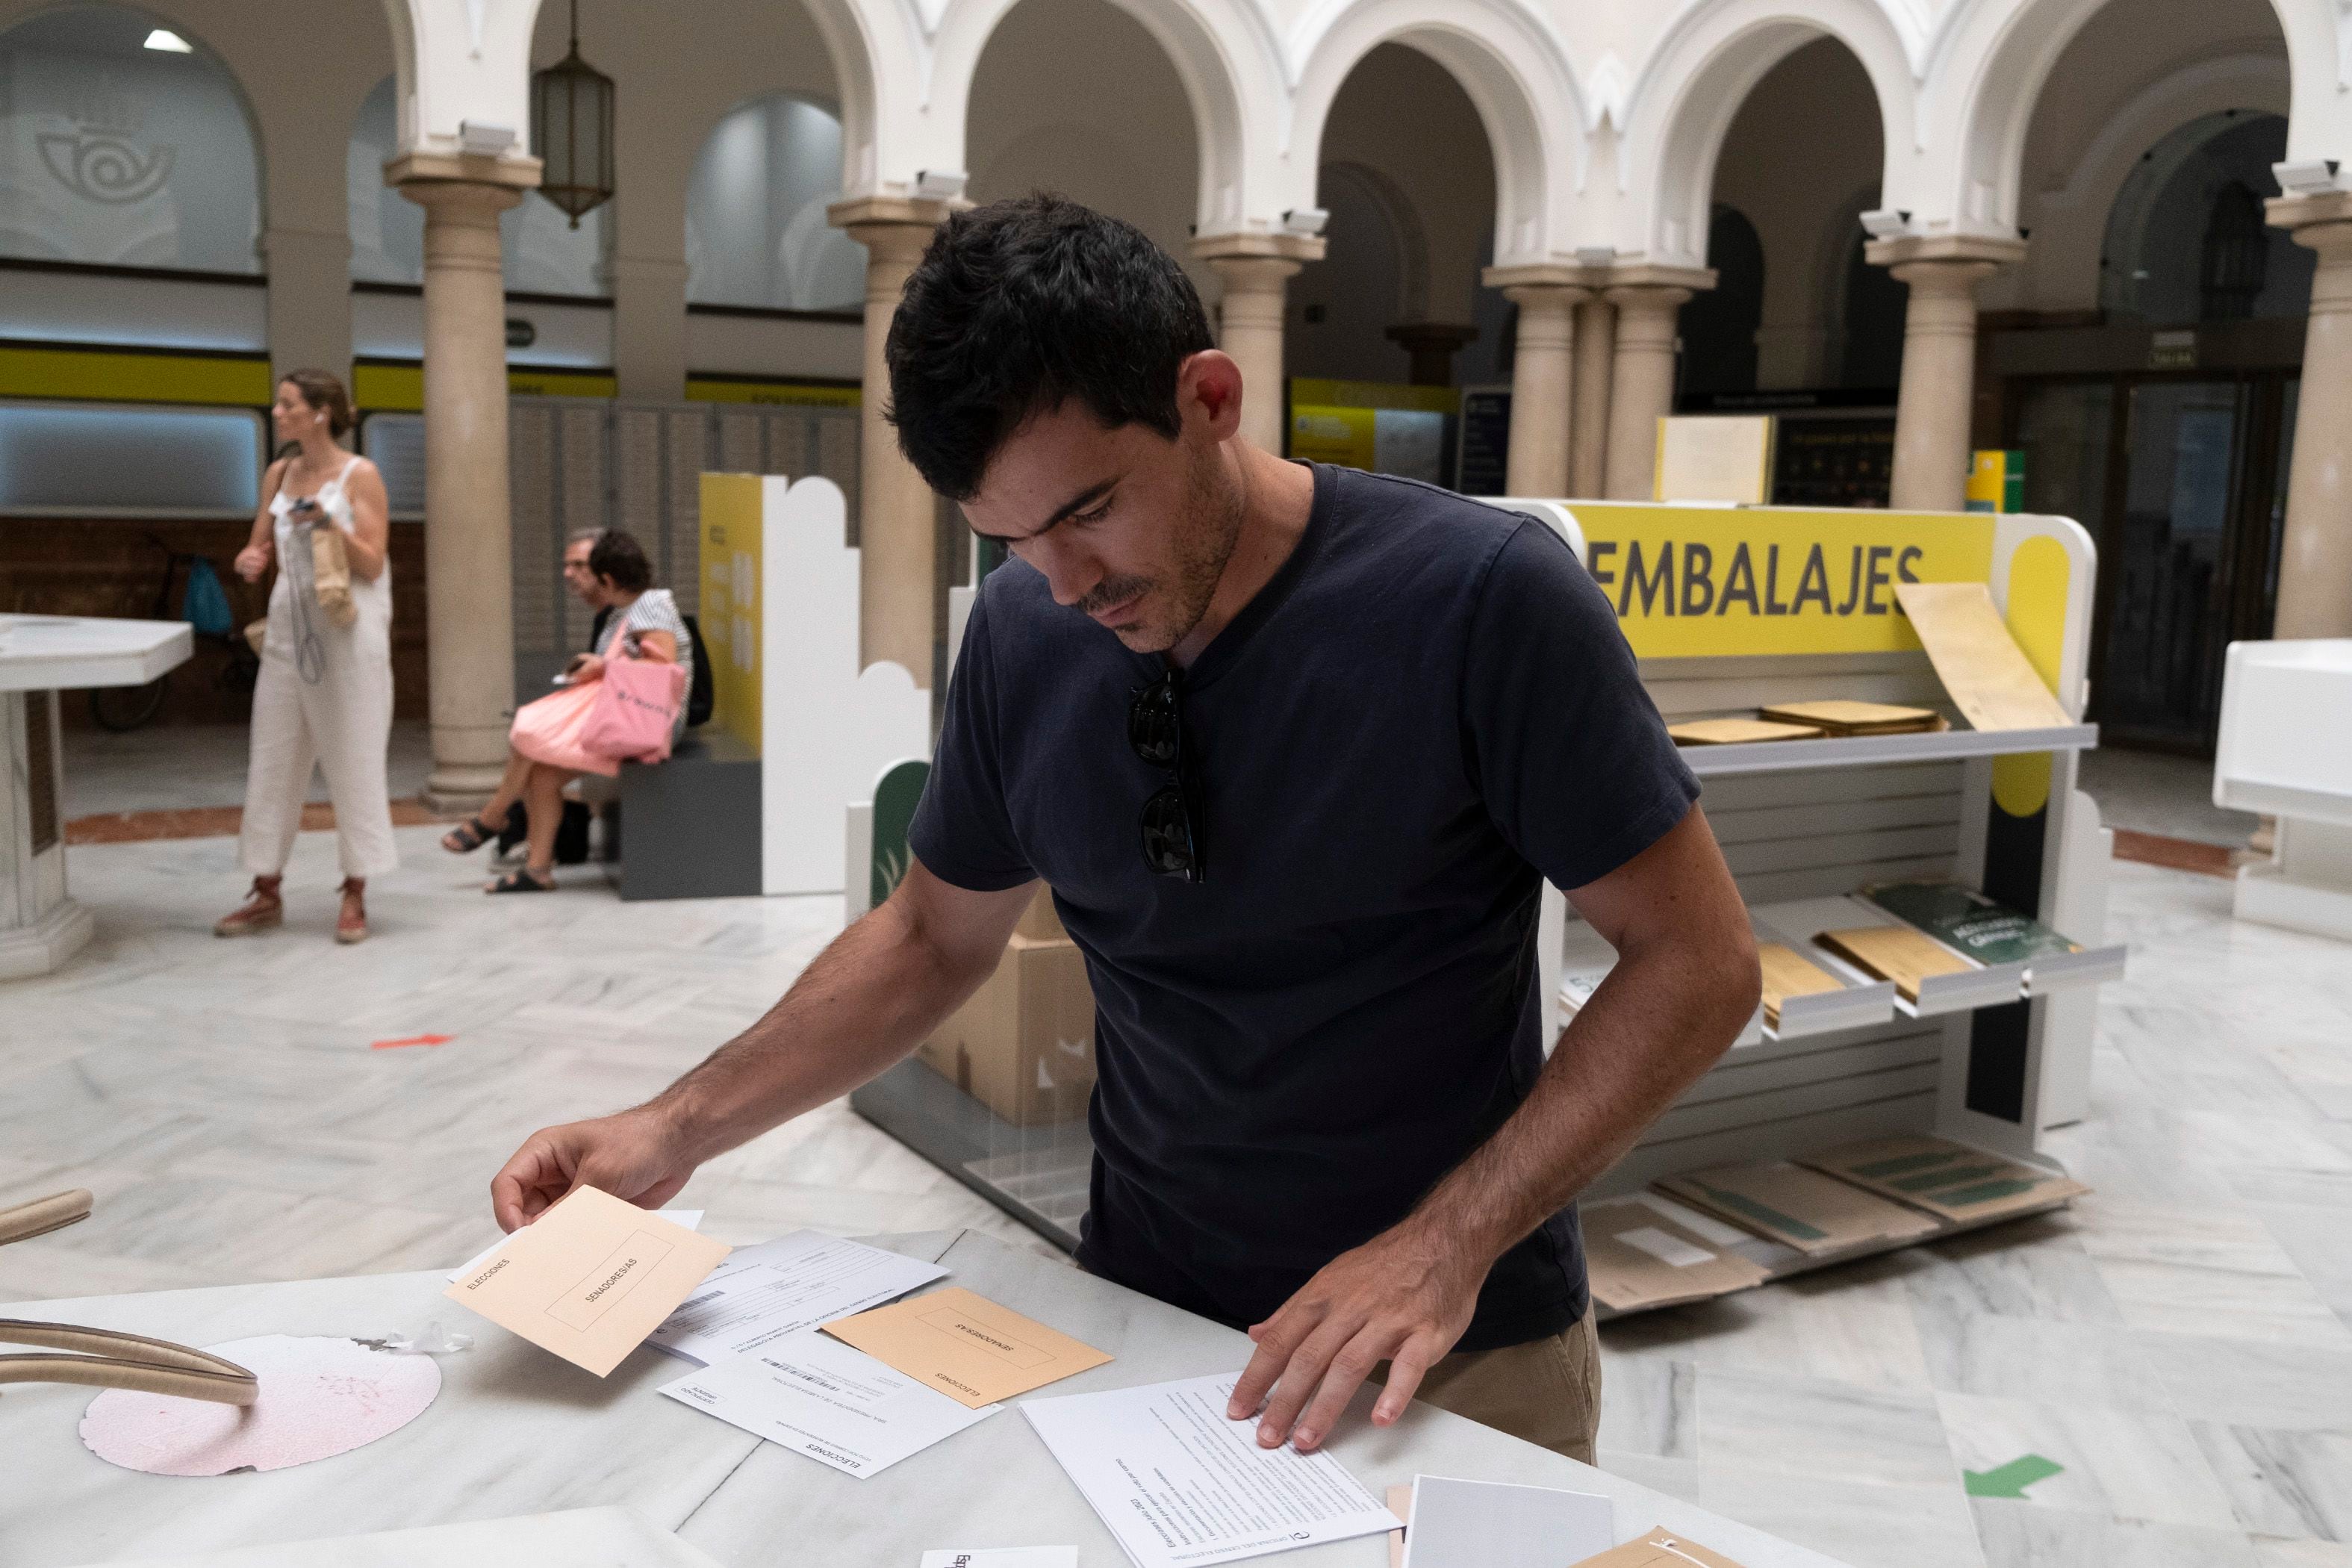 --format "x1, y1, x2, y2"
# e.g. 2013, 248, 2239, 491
1404, 938, 1755, 1267
644, 898, 991, 1162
